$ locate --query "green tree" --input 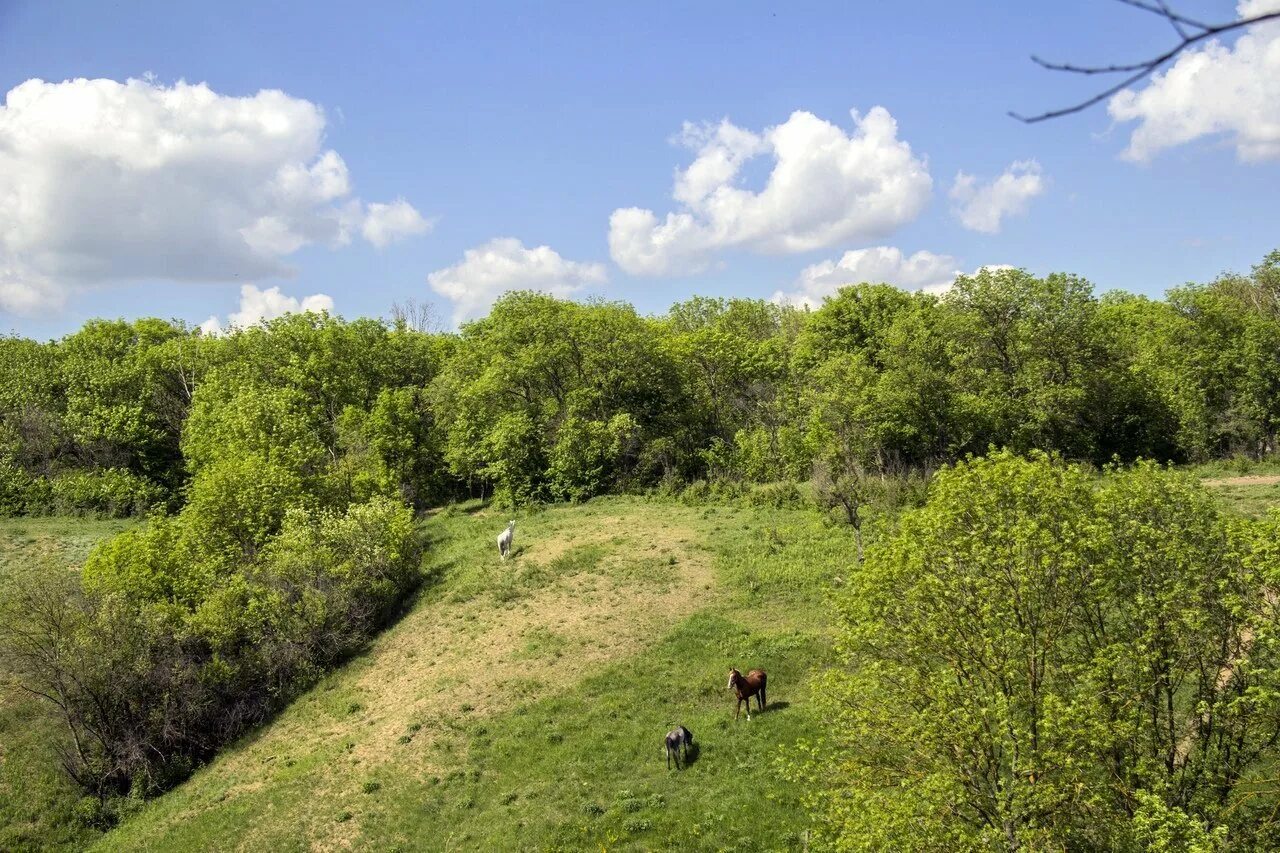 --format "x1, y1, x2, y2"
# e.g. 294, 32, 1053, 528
432, 292, 683, 503
943, 268, 1103, 459
808, 452, 1280, 850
